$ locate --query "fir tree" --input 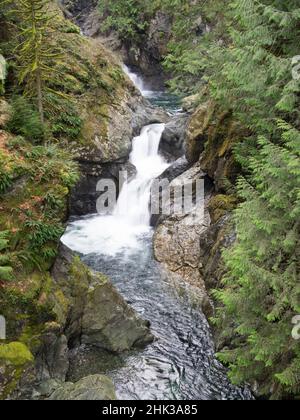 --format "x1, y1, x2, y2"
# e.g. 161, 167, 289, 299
6, 0, 60, 123
208, 0, 300, 398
